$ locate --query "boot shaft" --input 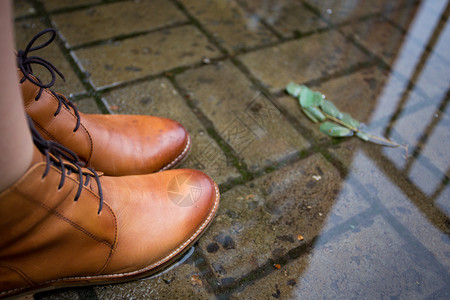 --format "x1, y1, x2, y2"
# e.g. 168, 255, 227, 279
0, 151, 116, 293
